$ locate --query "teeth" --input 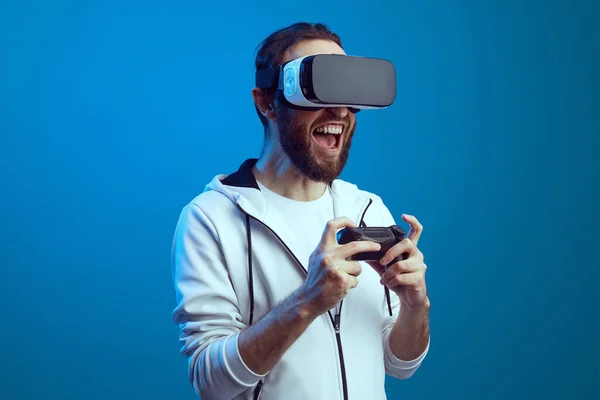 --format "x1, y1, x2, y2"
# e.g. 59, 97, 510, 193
315, 125, 343, 135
